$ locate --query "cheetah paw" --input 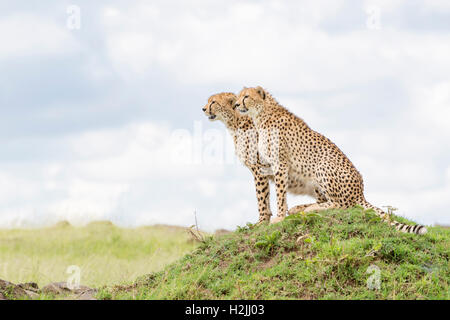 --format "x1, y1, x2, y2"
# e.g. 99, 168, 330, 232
256, 219, 270, 226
